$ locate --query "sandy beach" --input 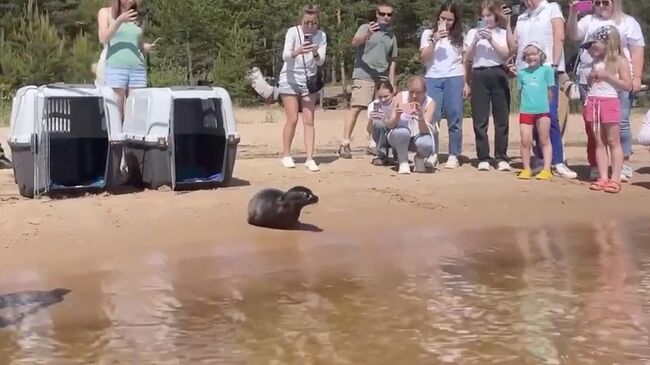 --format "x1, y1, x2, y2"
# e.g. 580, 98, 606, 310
1, 107, 649, 275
